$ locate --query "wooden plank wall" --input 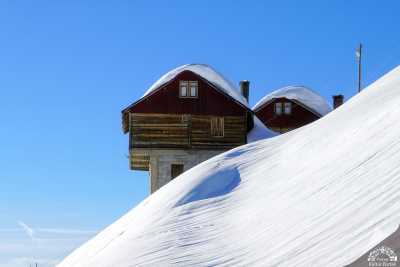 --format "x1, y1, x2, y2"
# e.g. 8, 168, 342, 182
130, 154, 150, 171
130, 113, 190, 148
129, 113, 246, 150
191, 115, 246, 148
